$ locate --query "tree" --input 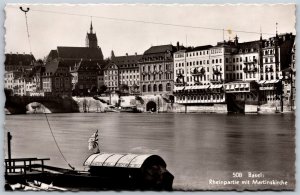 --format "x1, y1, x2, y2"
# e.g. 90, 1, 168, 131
98, 85, 108, 94
135, 96, 144, 104
90, 86, 98, 96
4, 88, 13, 97
119, 84, 129, 95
